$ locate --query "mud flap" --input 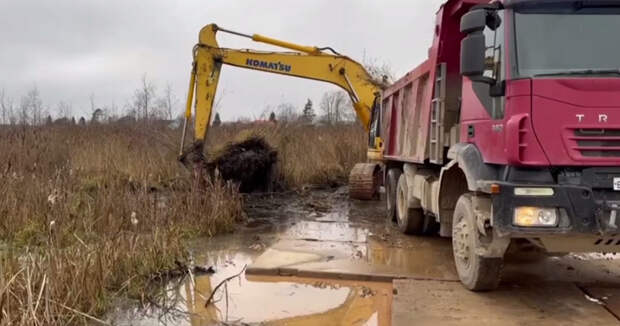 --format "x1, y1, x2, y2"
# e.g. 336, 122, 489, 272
472, 196, 510, 258
437, 160, 469, 237
403, 164, 422, 210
